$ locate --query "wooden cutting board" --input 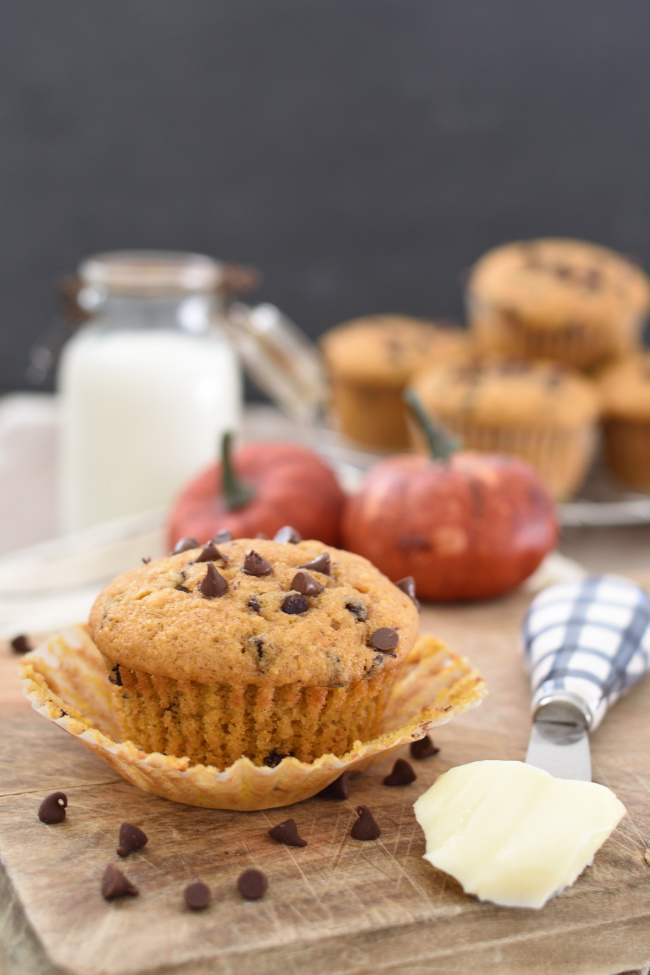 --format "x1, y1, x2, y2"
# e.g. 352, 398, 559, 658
1, 585, 650, 975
